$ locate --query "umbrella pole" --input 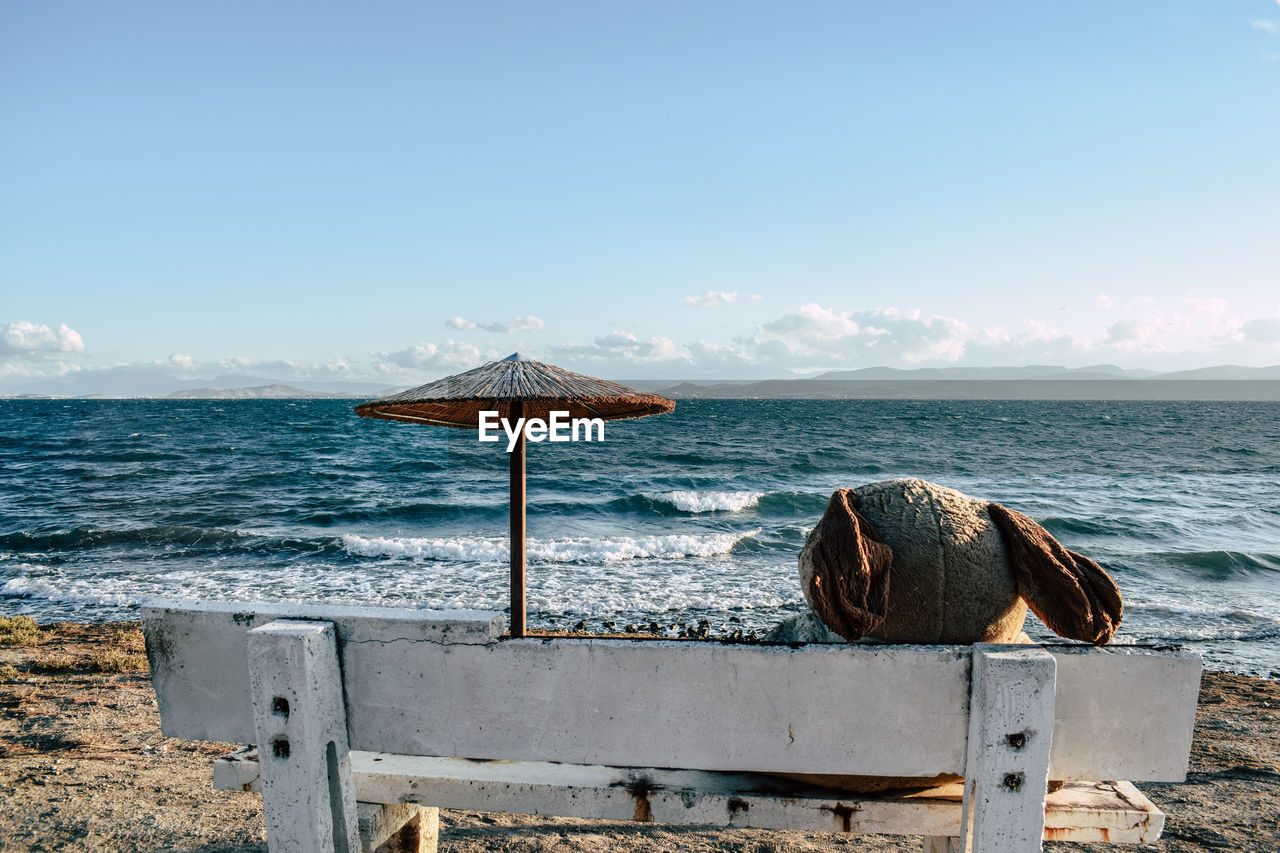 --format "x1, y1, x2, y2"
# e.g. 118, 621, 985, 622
509, 401, 527, 637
